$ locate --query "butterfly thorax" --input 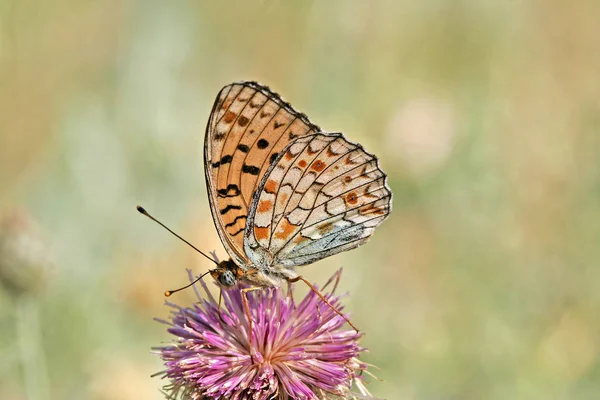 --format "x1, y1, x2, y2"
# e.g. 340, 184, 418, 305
210, 257, 296, 288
